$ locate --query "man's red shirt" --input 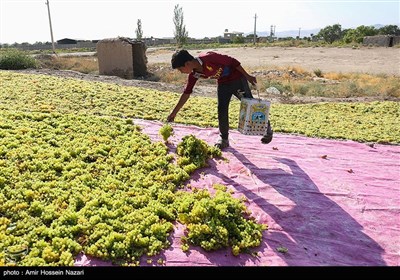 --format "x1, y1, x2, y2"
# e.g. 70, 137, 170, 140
183, 51, 244, 94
